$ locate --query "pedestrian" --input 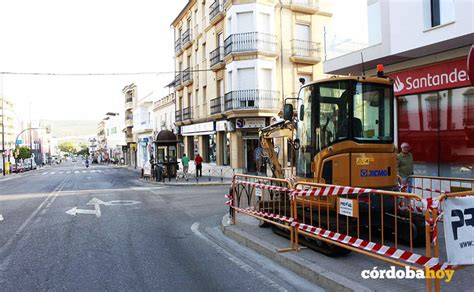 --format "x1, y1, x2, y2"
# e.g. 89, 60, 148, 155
397, 142, 414, 191
195, 153, 203, 177
181, 153, 190, 181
